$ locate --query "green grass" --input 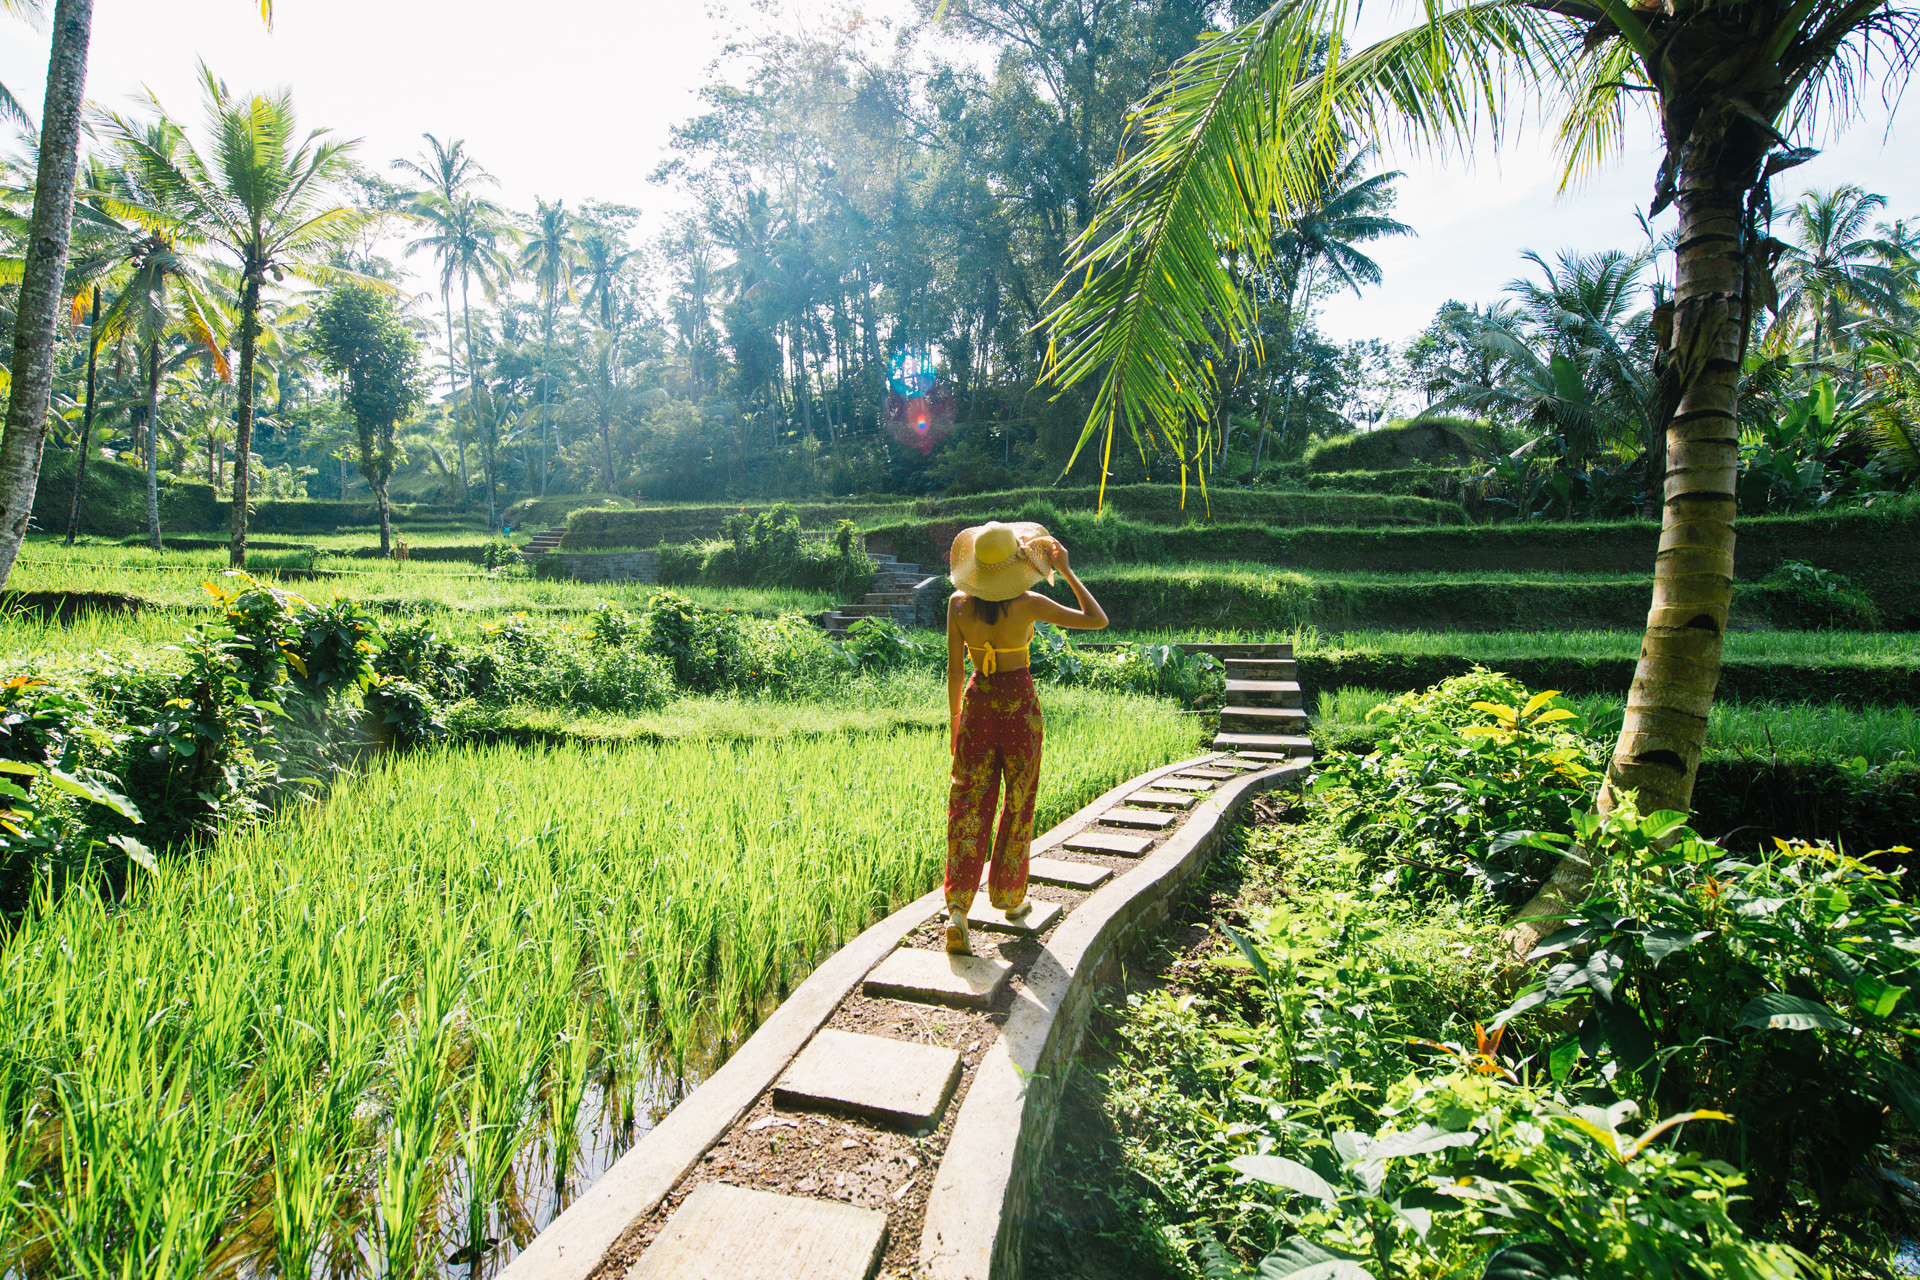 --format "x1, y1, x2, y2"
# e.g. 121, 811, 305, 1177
1317, 685, 1920, 764
0, 681, 1201, 1277
1102, 626, 1920, 665
7, 540, 837, 617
